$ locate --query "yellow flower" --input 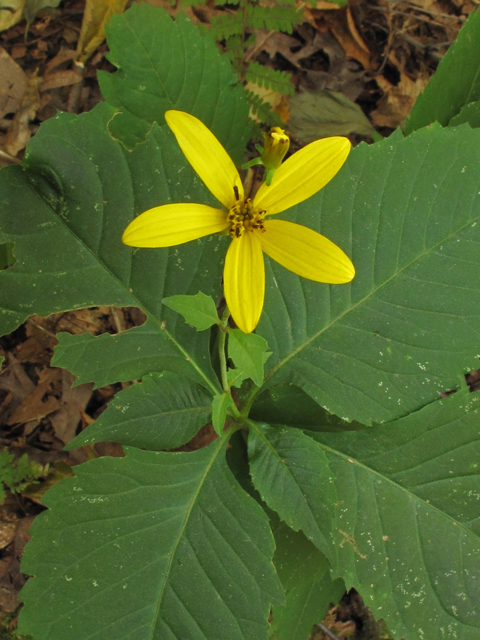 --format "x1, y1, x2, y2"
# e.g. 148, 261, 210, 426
122, 110, 355, 334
